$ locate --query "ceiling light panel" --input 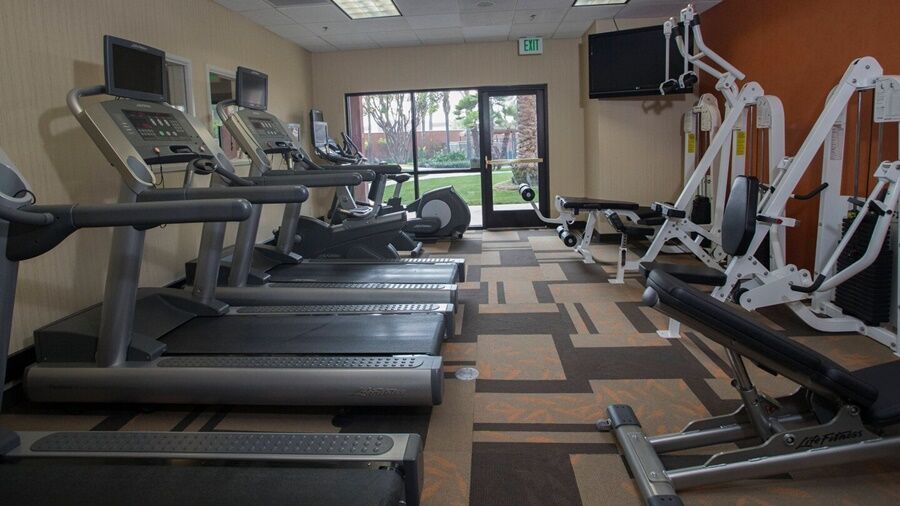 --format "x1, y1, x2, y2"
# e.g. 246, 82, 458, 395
573, 0, 629, 6
332, 0, 401, 19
